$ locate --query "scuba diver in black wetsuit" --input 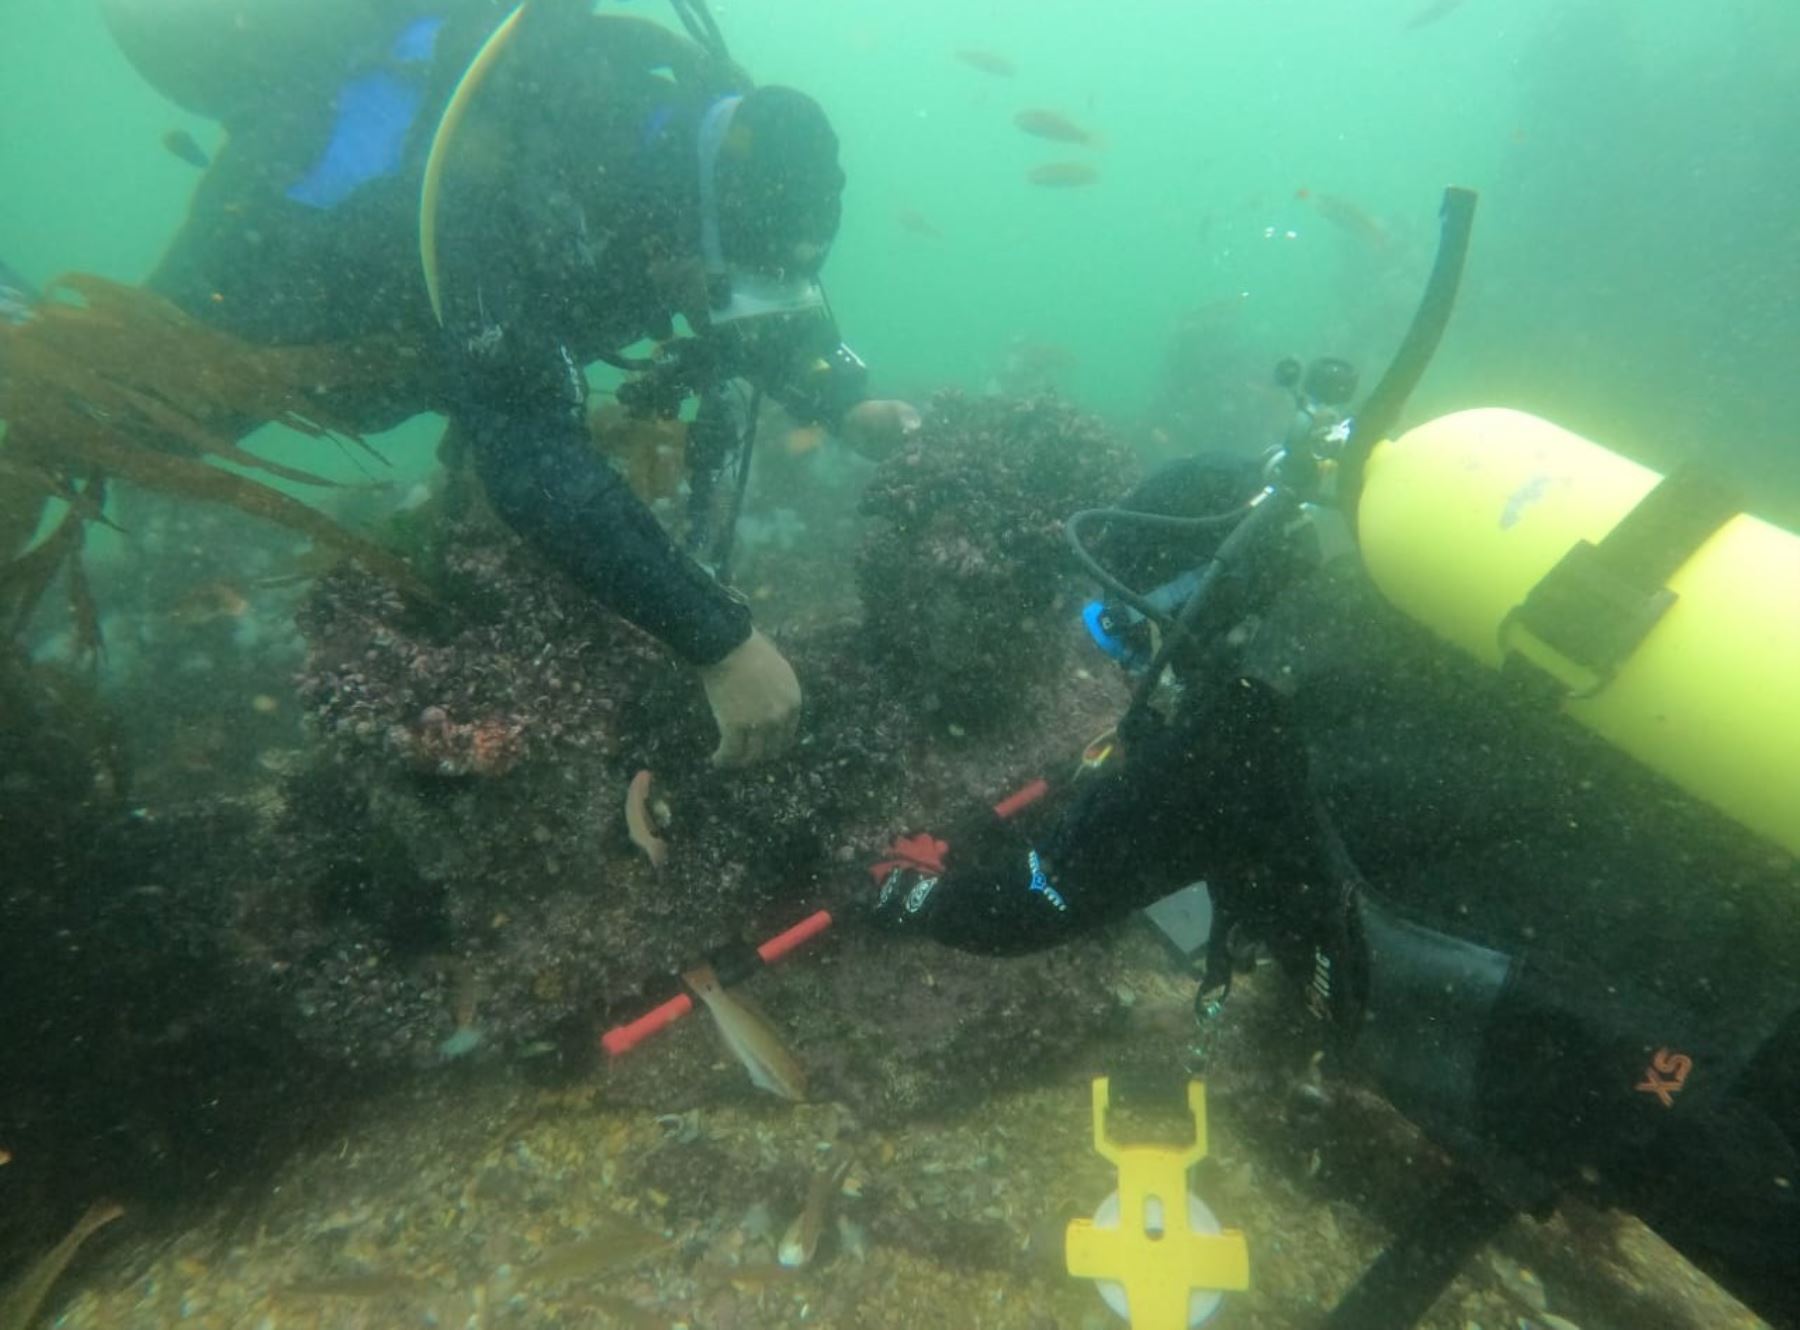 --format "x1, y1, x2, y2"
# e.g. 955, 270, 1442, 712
101, 0, 919, 767
871, 193, 1800, 1327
